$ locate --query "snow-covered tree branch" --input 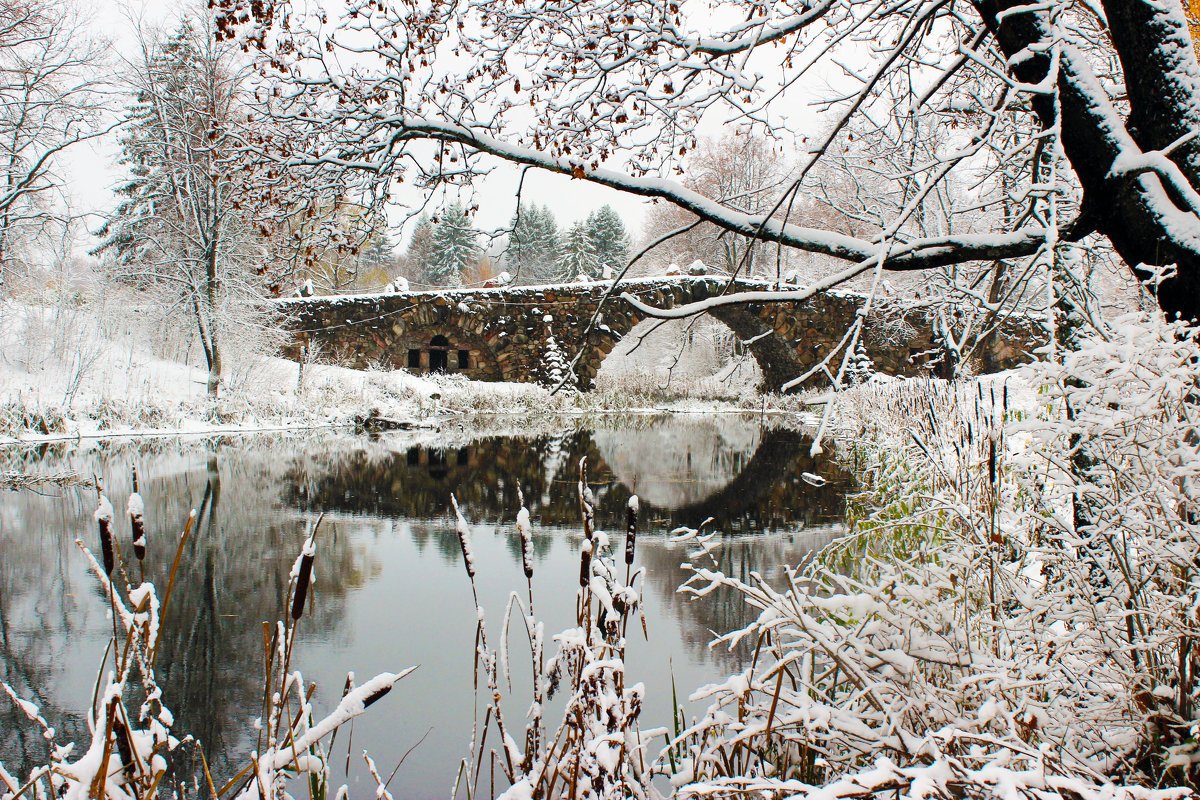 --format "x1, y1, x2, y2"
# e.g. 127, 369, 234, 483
208, 0, 1200, 320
